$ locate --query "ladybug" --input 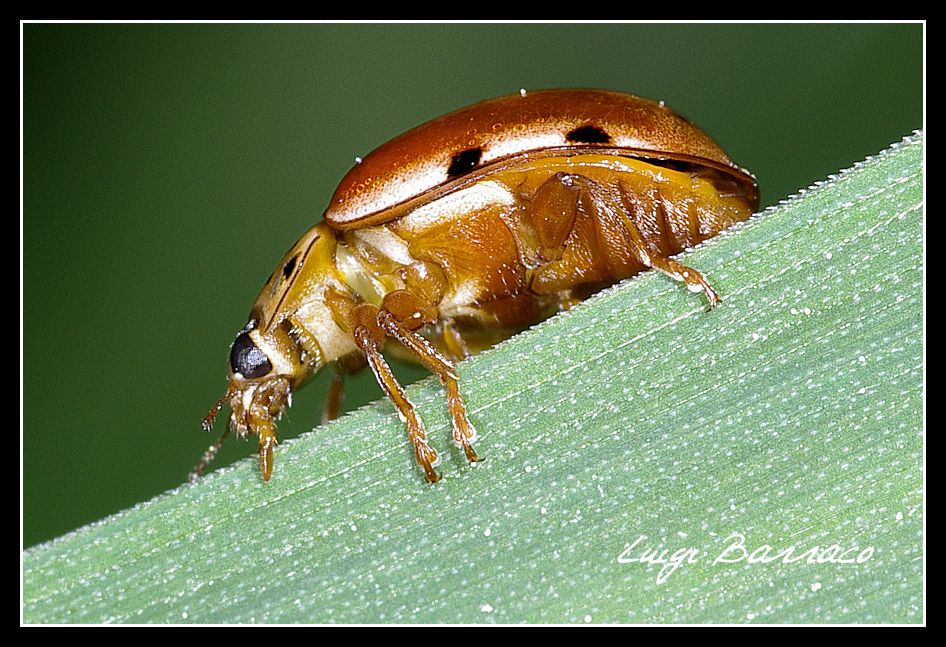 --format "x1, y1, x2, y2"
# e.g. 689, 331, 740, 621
193, 89, 759, 484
